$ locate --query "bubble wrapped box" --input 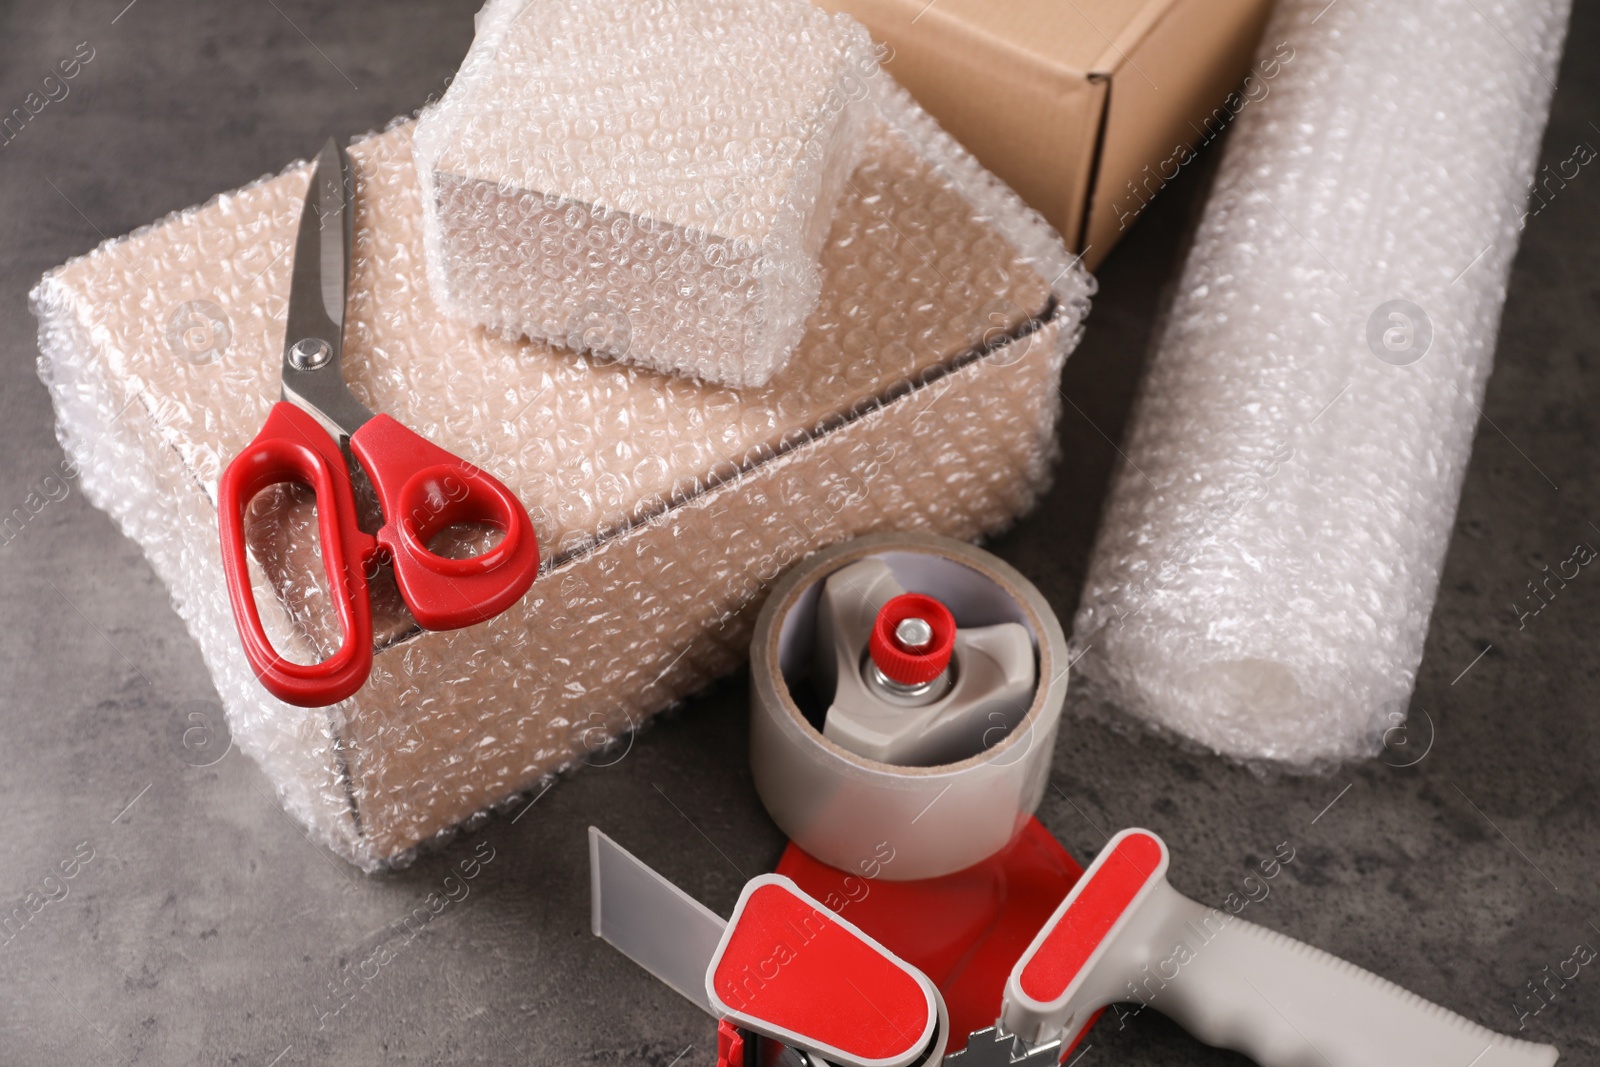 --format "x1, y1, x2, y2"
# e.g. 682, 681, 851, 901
33, 82, 1091, 869
1071, 0, 1569, 766
412, 0, 879, 387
